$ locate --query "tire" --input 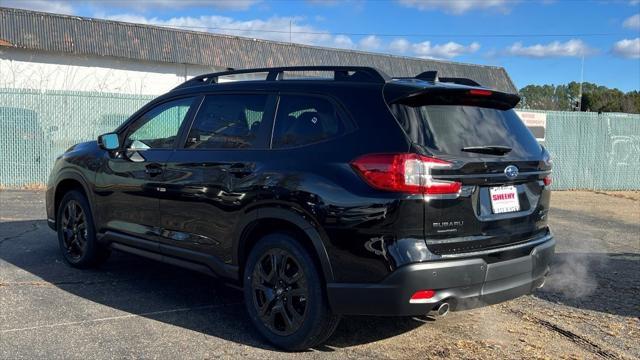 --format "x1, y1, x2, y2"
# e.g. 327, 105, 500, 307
243, 233, 340, 351
57, 190, 110, 268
